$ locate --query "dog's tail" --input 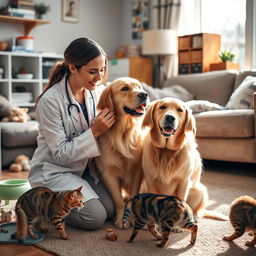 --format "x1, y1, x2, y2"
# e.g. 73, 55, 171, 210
202, 210, 229, 221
